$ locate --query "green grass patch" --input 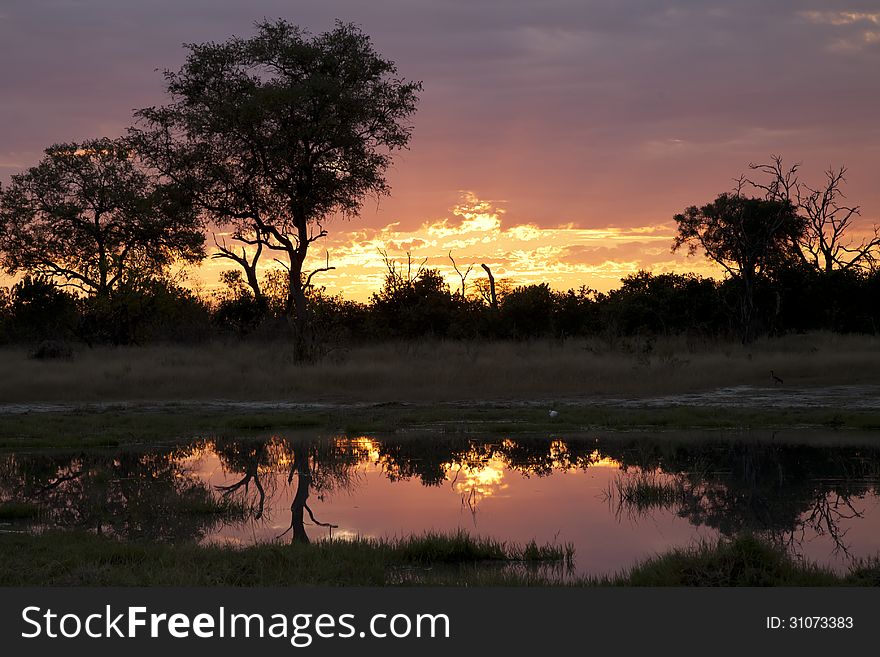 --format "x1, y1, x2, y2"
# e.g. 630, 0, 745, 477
1, 531, 875, 586
223, 413, 324, 432
845, 557, 880, 586
611, 535, 844, 586
388, 531, 573, 565
0, 530, 572, 587
2, 403, 880, 451
0, 409, 331, 450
